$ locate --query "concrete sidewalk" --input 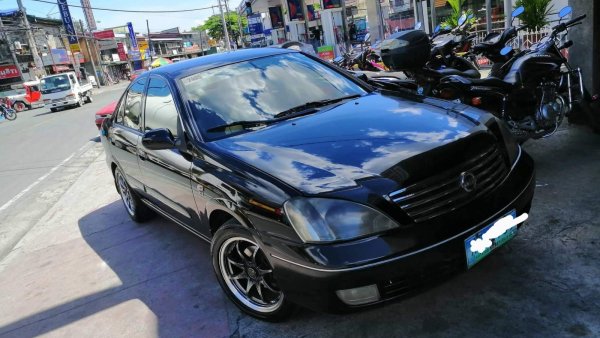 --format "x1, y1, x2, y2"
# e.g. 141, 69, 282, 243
0, 146, 232, 337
